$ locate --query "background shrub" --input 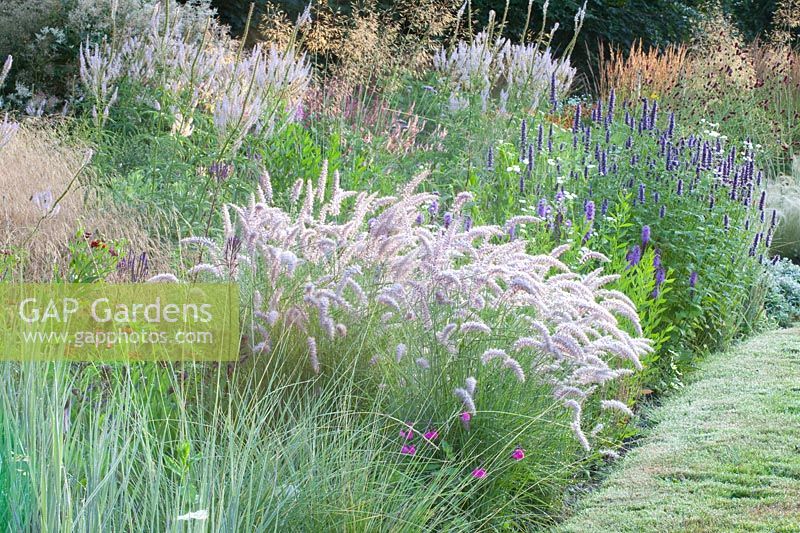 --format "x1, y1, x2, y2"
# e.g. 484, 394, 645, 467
765, 257, 800, 326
